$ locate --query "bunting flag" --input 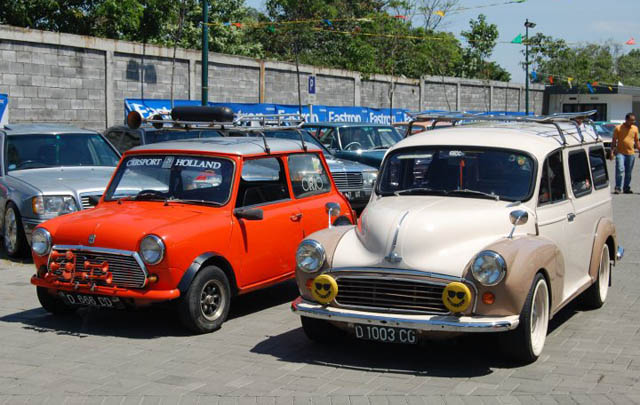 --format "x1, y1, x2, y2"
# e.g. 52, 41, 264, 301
567, 77, 573, 88
592, 81, 599, 87
530, 71, 537, 81
626, 38, 636, 45
587, 83, 595, 93
223, 22, 231, 26
394, 15, 408, 19
619, 81, 624, 86
323, 19, 333, 27
548, 76, 554, 85
267, 25, 275, 33
435, 10, 446, 17
511, 34, 522, 44
232, 22, 242, 28
609, 86, 613, 91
